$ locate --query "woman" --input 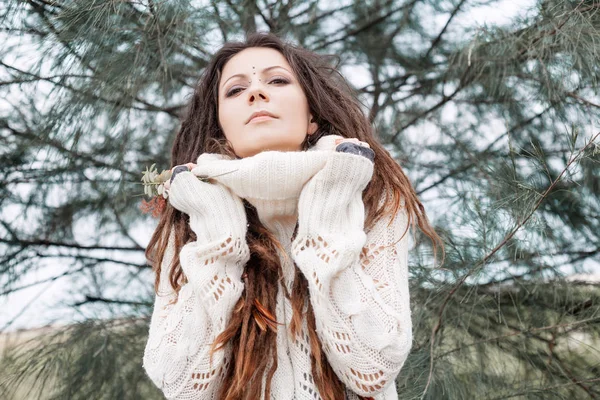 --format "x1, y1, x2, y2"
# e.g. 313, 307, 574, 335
142, 32, 443, 400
